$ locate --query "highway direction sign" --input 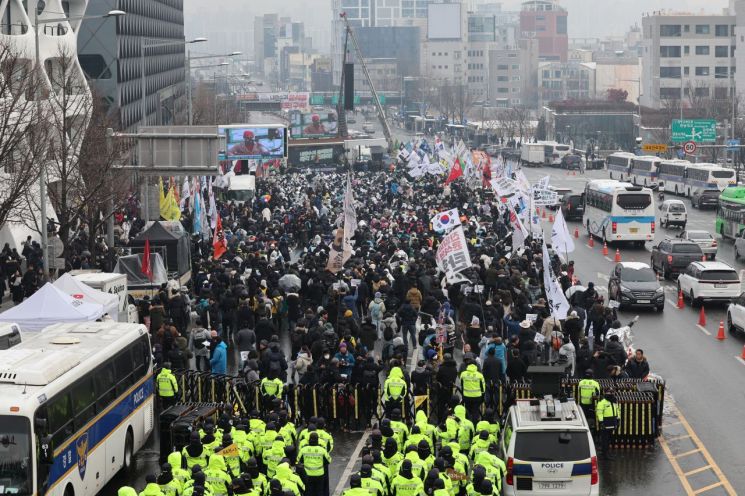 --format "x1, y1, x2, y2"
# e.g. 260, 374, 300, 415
672, 119, 717, 143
